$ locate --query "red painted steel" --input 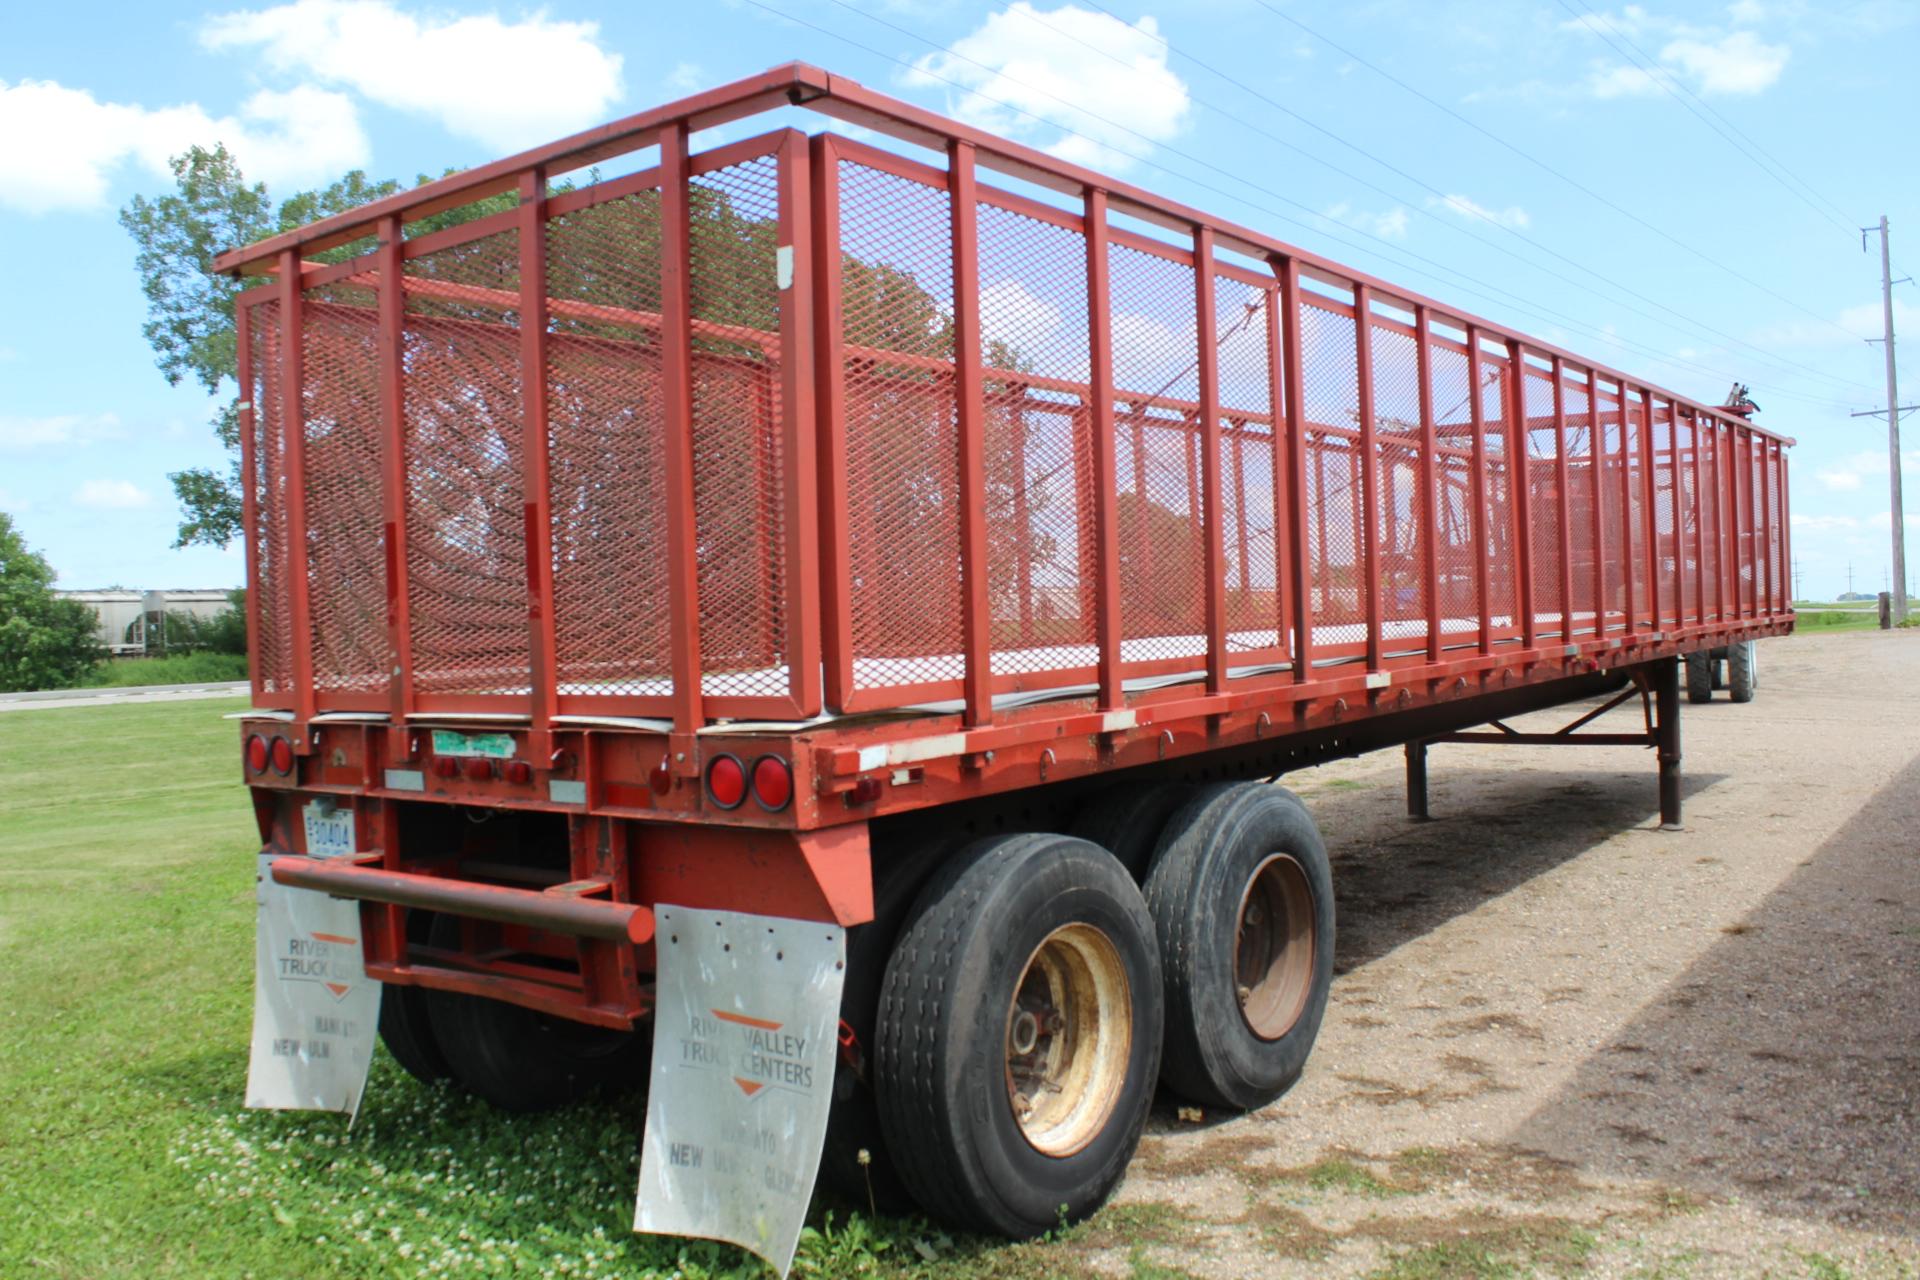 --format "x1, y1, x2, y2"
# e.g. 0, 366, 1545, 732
220, 63, 1794, 856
